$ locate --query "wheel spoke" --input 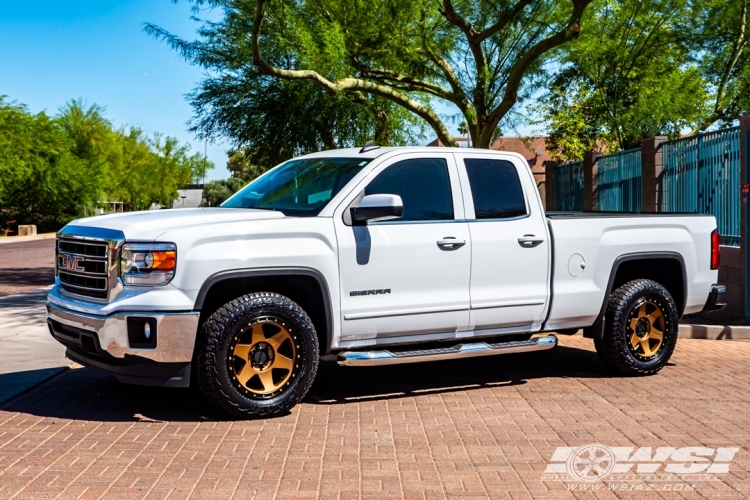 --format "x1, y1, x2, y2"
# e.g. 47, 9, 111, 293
640, 339, 653, 357
233, 344, 252, 360
630, 333, 641, 349
649, 327, 664, 342
267, 330, 290, 349
637, 303, 648, 318
236, 363, 256, 386
251, 324, 266, 345
647, 310, 663, 325
273, 353, 294, 371
258, 370, 276, 392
